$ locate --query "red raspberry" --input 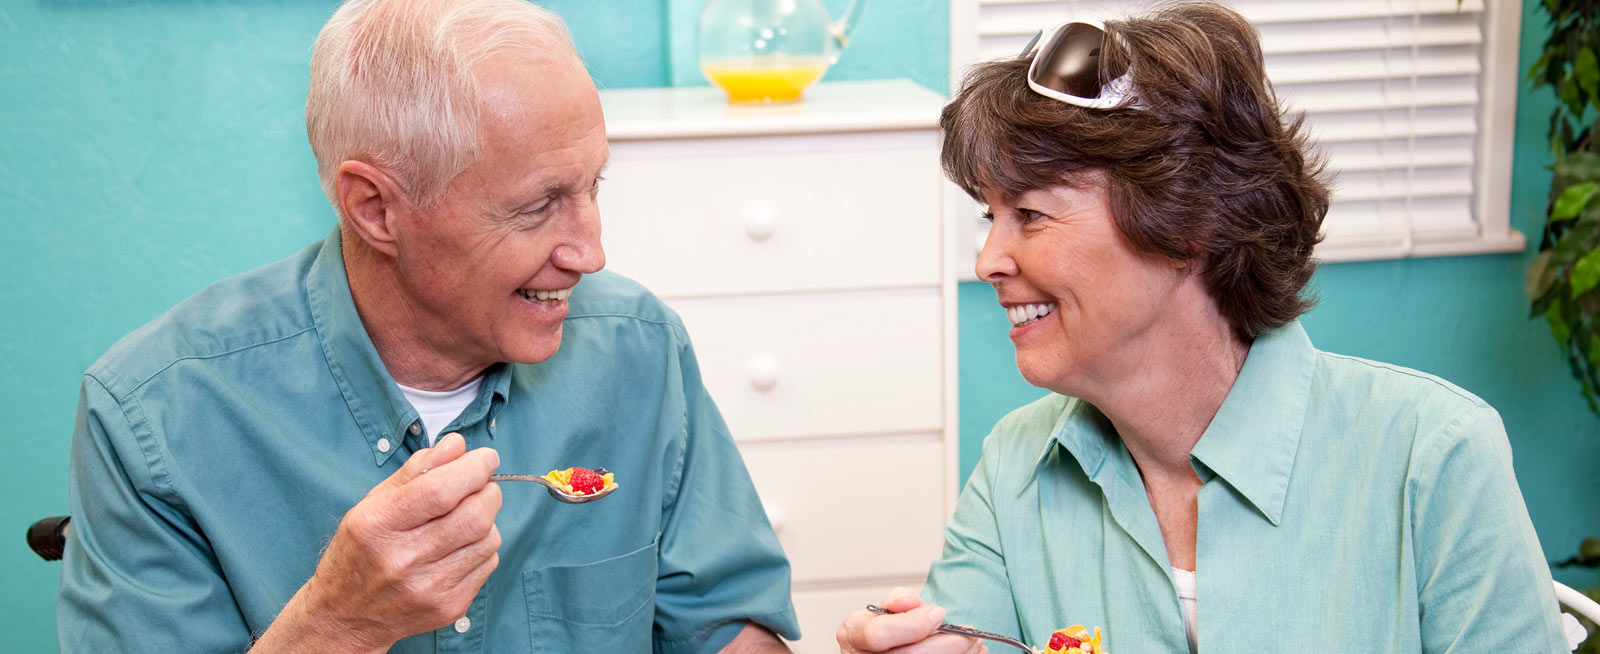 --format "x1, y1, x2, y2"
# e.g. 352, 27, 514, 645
1048, 632, 1081, 651
568, 467, 605, 495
